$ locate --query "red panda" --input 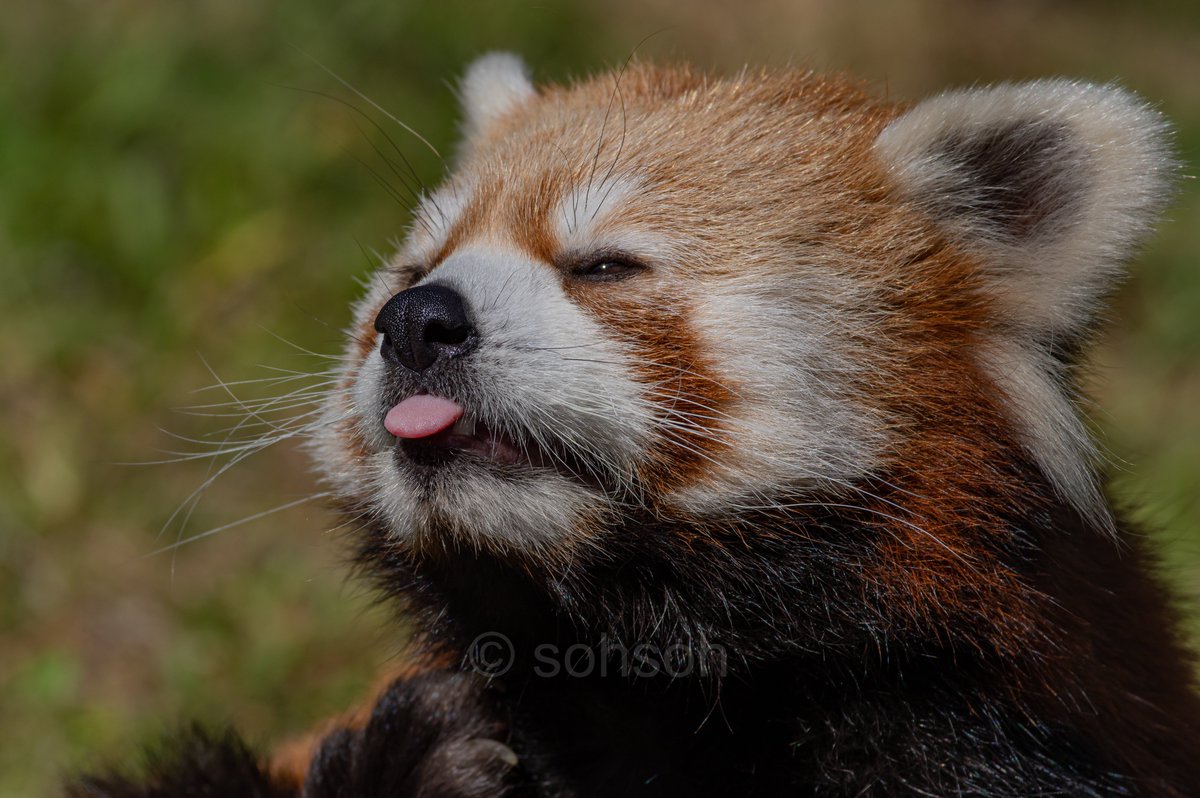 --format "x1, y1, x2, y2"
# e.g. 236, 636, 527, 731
74, 55, 1200, 797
